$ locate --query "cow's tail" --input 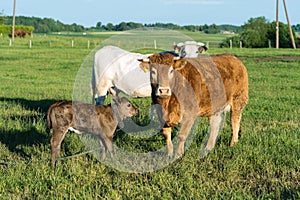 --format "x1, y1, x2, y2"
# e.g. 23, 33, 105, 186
46, 103, 56, 135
